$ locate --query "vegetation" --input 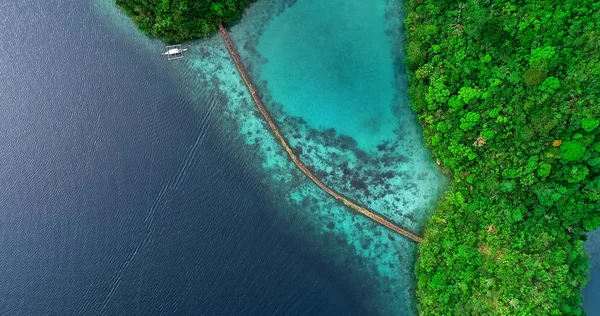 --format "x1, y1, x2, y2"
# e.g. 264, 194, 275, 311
406, 0, 600, 314
115, 0, 253, 43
